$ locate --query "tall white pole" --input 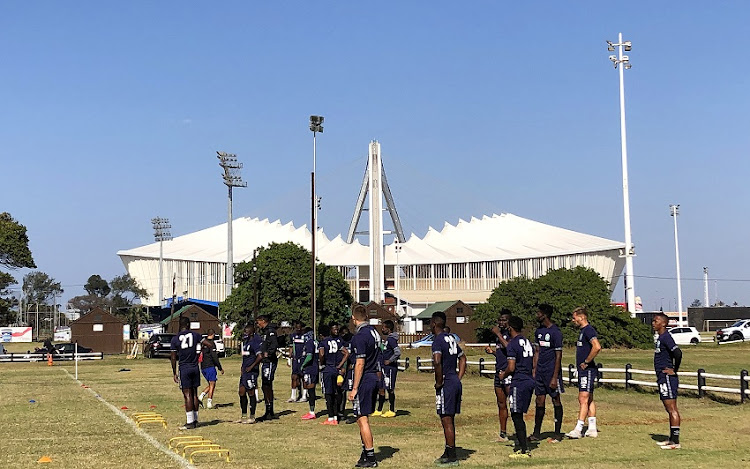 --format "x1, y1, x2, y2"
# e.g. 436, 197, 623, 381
617, 32, 637, 317
395, 241, 401, 316
703, 267, 710, 307
670, 204, 684, 326
158, 239, 164, 306
312, 131, 317, 338
227, 186, 234, 298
